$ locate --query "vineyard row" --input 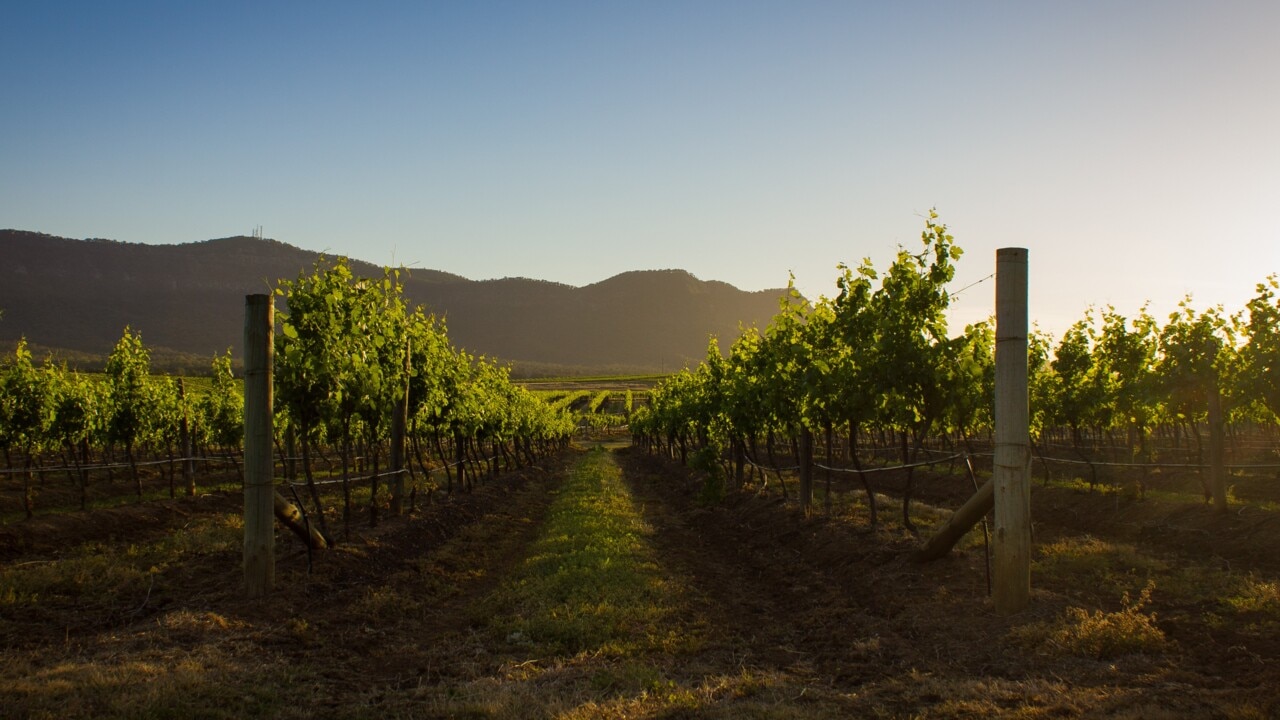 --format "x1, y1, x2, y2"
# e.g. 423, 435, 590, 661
631, 212, 1280, 528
